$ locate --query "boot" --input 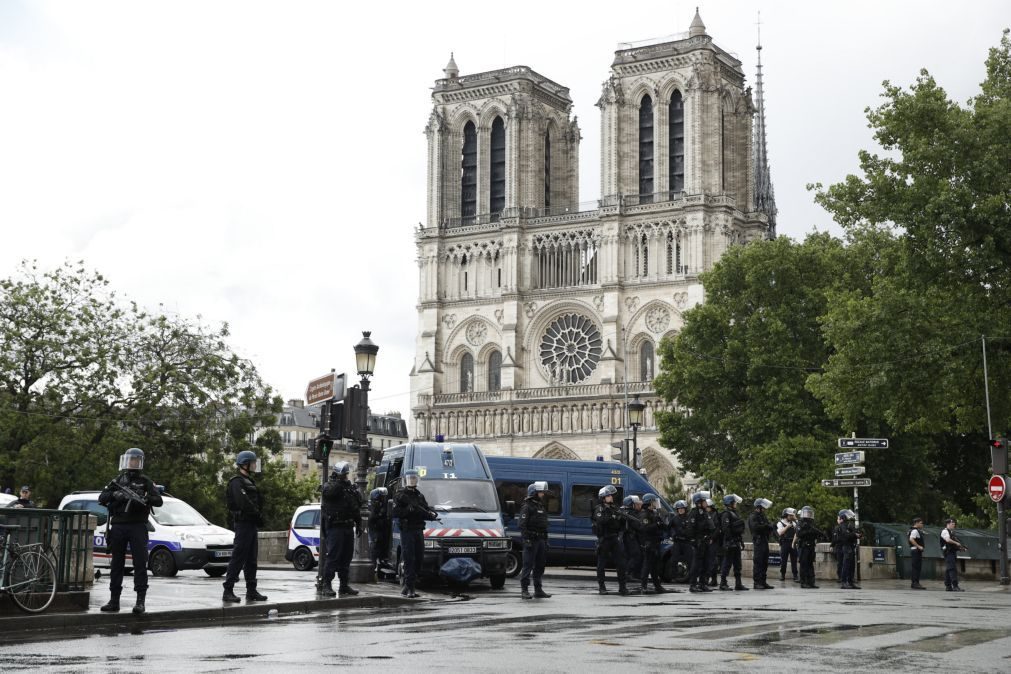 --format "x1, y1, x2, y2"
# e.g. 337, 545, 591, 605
780, 573, 786, 581
318, 582, 337, 598
338, 584, 360, 597
719, 578, 731, 591
618, 583, 631, 596
598, 581, 609, 595
640, 583, 653, 594
406, 585, 421, 598
689, 584, 702, 593
132, 591, 146, 615
911, 582, 926, 590
734, 577, 750, 591
246, 586, 268, 601
761, 582, 775, 590
653, 584, 672, 594
533, 588, 552, 598
521, 587, 533, 600
222, 584, 241, 603
699, 583, 713, 592
708, 574, 718, 587
100, 593, 121, 613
